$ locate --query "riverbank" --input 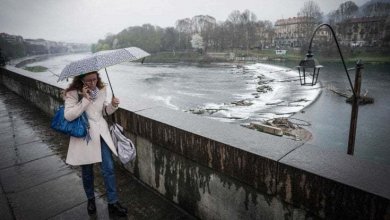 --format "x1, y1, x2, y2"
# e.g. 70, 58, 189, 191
144, 49, 390, 64
12, 49, 390, 70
